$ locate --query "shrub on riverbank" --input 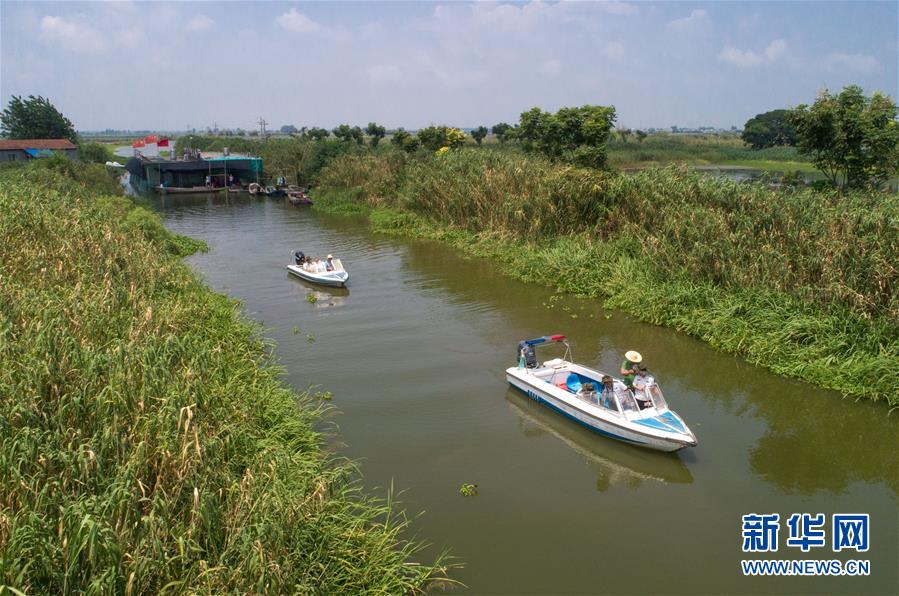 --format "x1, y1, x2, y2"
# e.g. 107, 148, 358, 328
315, 150, 898, 405
0, 161, 450, 592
